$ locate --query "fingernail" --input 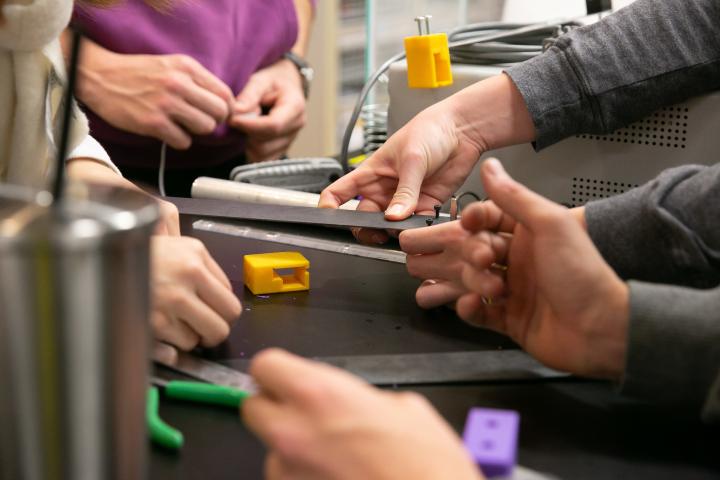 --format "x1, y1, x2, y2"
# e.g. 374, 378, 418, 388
386, 204, 405, 217
485, 158, 503, 176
